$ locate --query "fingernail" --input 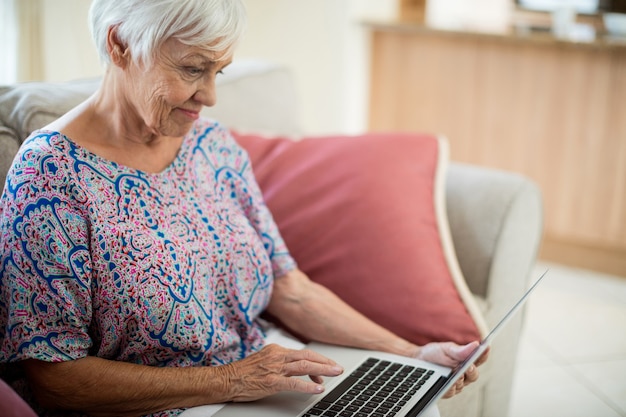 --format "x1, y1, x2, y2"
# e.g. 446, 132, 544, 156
315, 385, 325, 393
332, 366, 344, 374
